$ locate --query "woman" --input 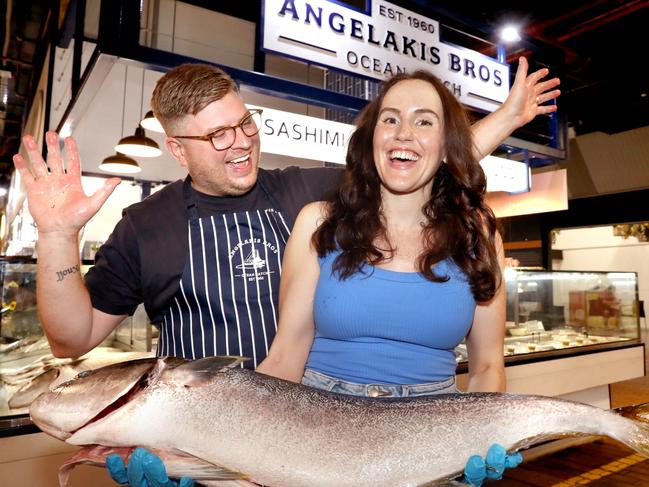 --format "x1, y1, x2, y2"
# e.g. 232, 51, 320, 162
257, 69, 505, 396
